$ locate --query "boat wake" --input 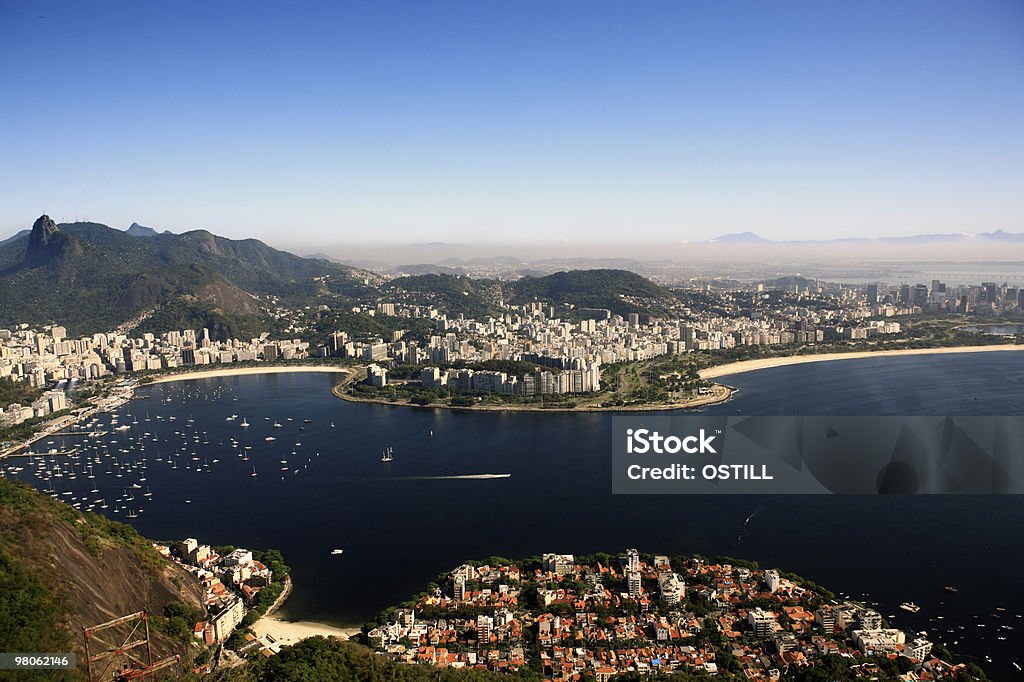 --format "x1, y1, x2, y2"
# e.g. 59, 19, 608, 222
735, 505, 766, 545
405, 473, 511, 480
340, 473, 512, 481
